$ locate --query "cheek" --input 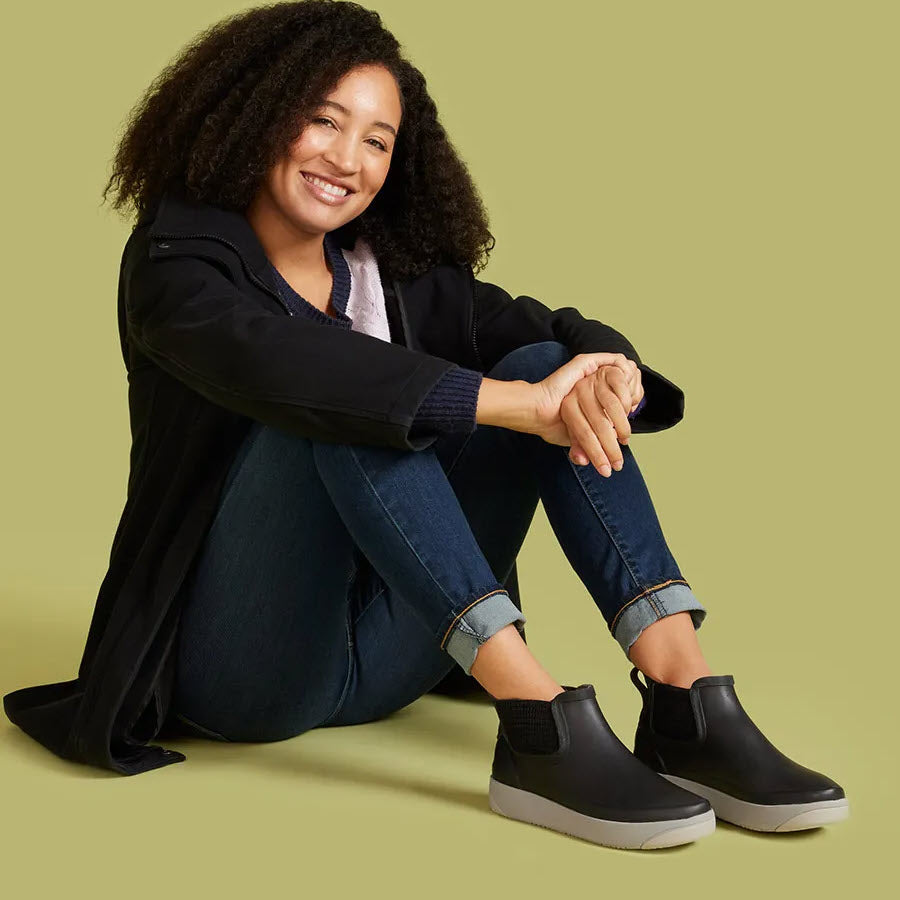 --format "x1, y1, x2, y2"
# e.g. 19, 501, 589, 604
288, 132, 320, 164
364, 160, 392, 193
